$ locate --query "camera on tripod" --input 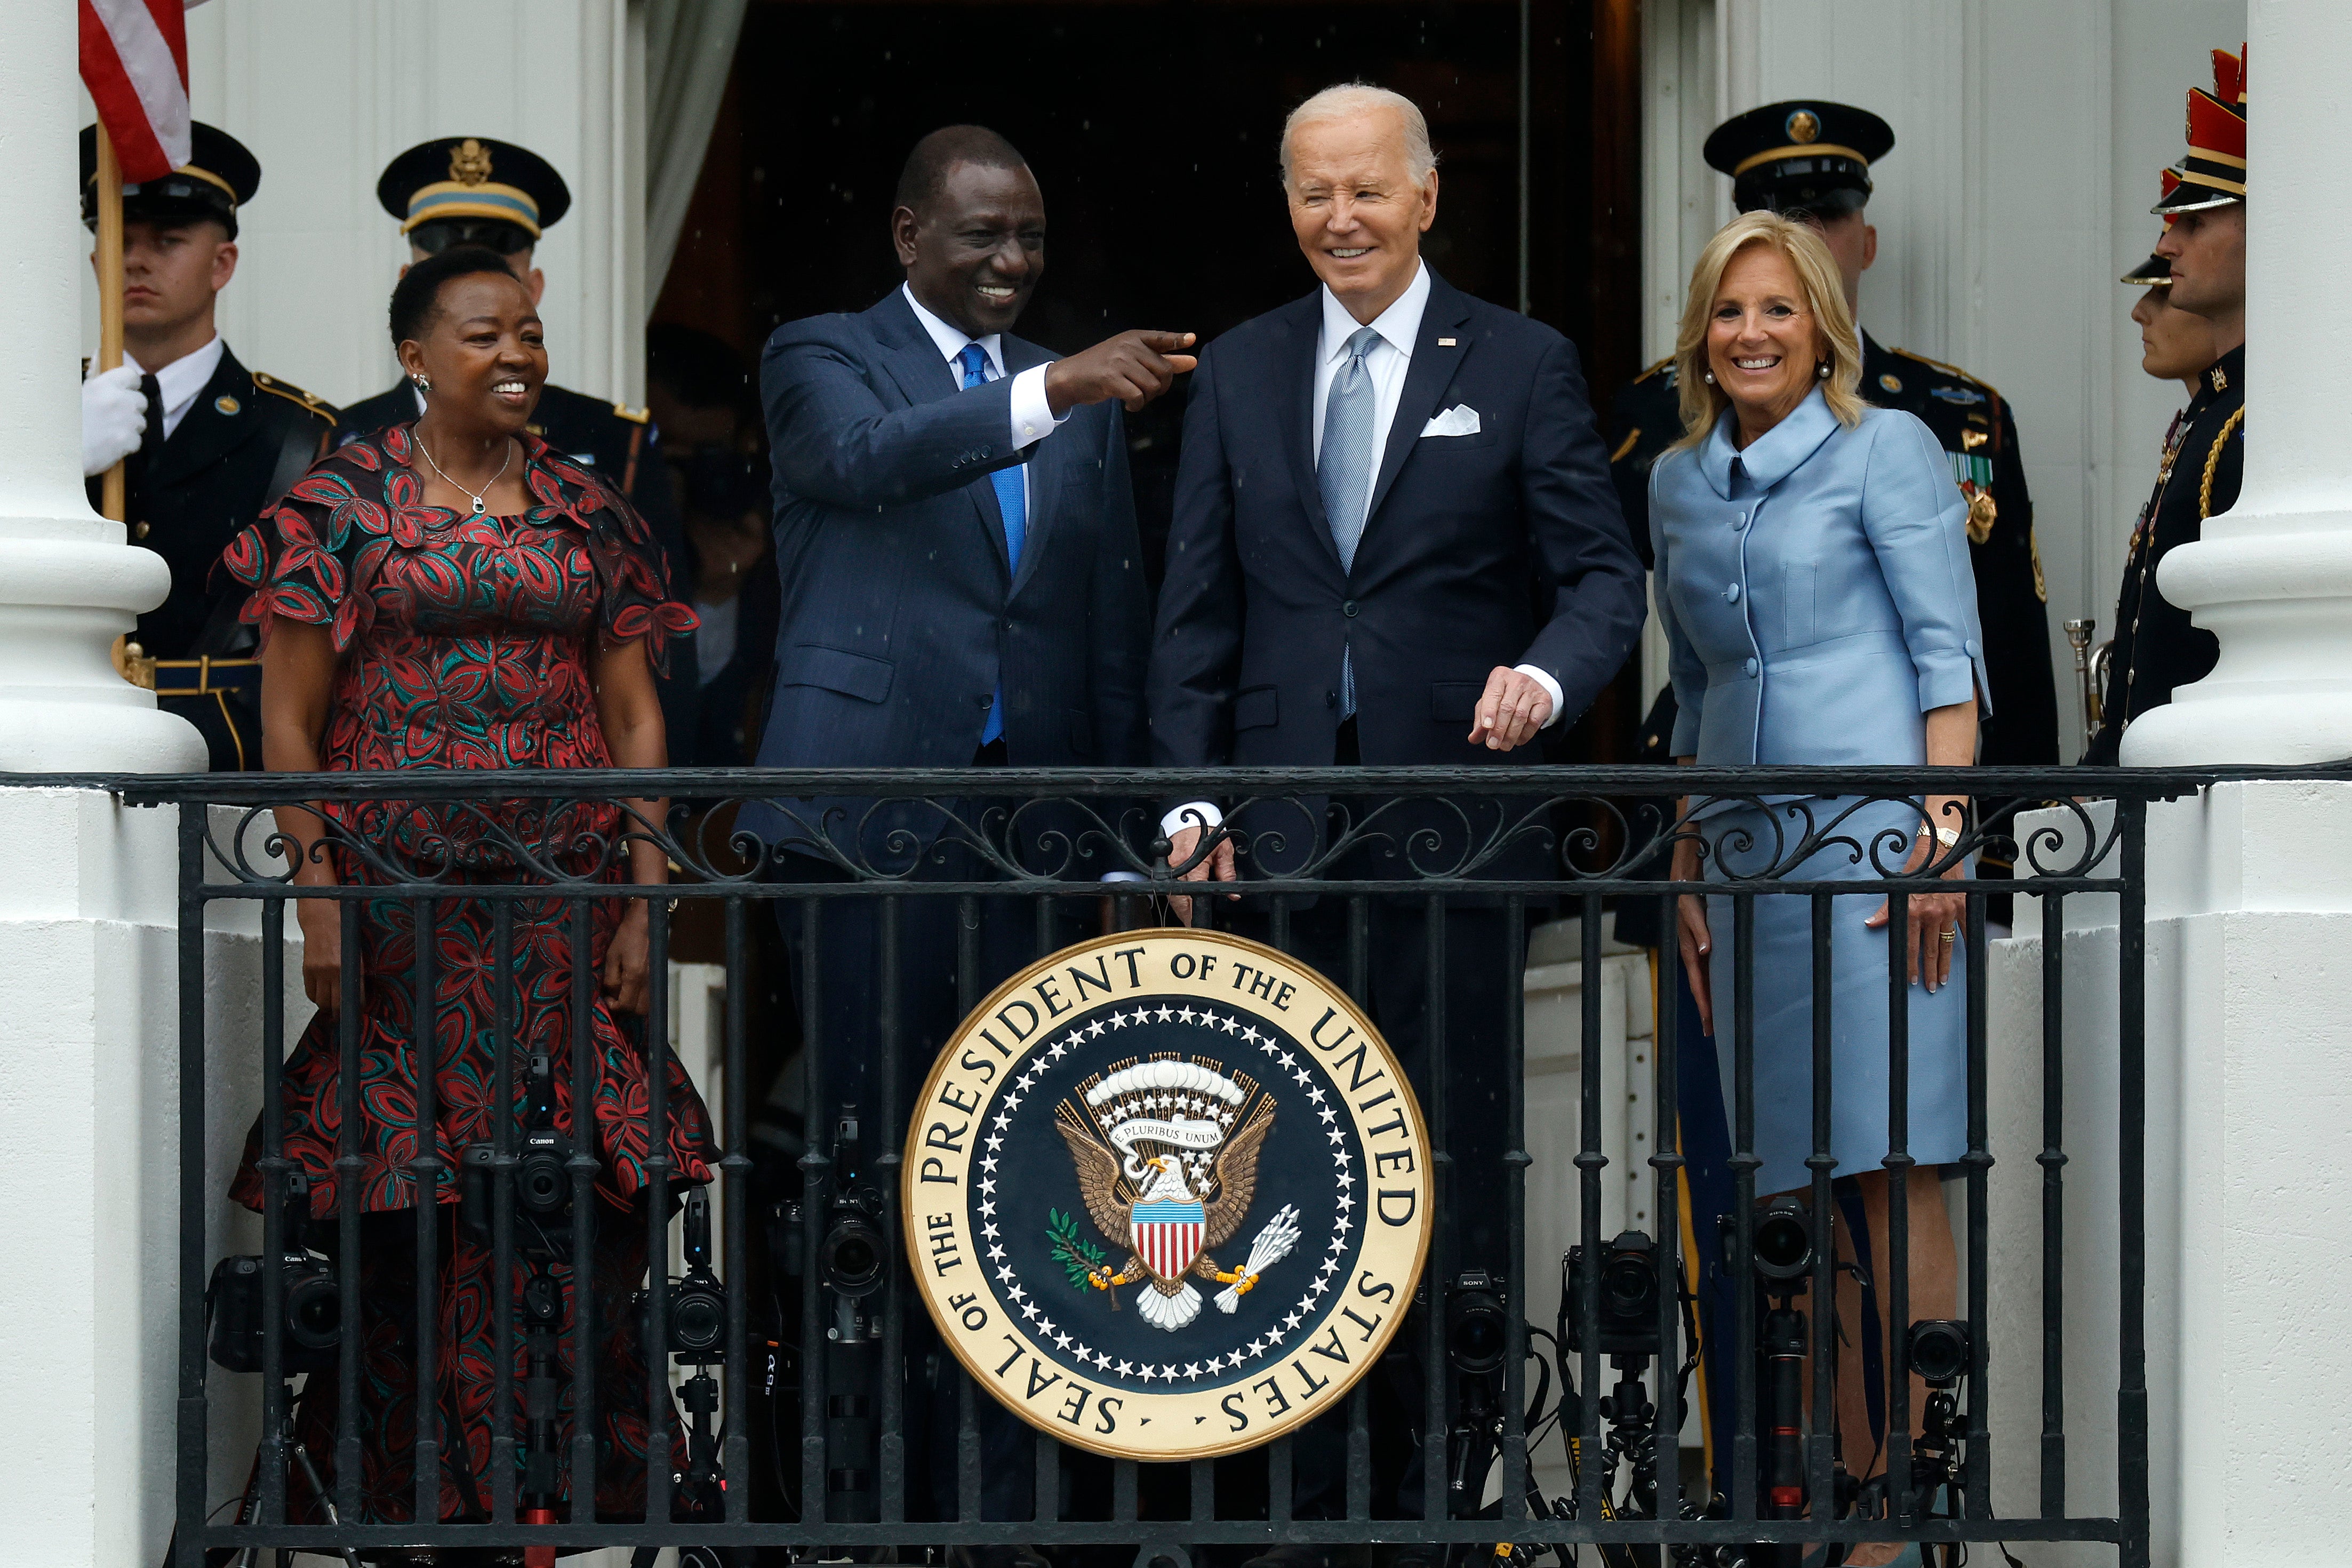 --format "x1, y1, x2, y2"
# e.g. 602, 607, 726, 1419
207, 1171, 340, 1375
1907, 1318, 1970, 1388
460, 1050, 575, 1262
636, 1185, 729, 1363
1565, 1229, 1662, 1358
775, 1105, 889, 1317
